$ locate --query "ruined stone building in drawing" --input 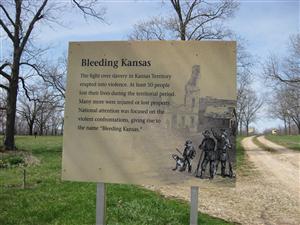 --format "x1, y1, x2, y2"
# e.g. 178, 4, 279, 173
163, 65, 236, 132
